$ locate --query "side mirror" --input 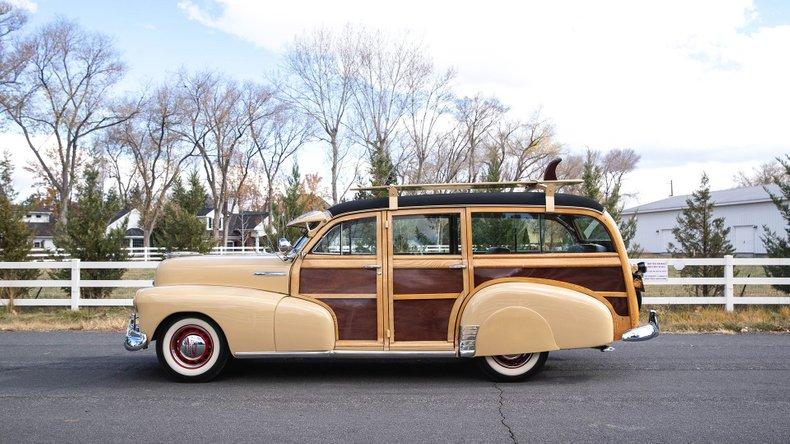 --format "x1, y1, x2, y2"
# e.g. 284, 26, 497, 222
278, 237, 293, 254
